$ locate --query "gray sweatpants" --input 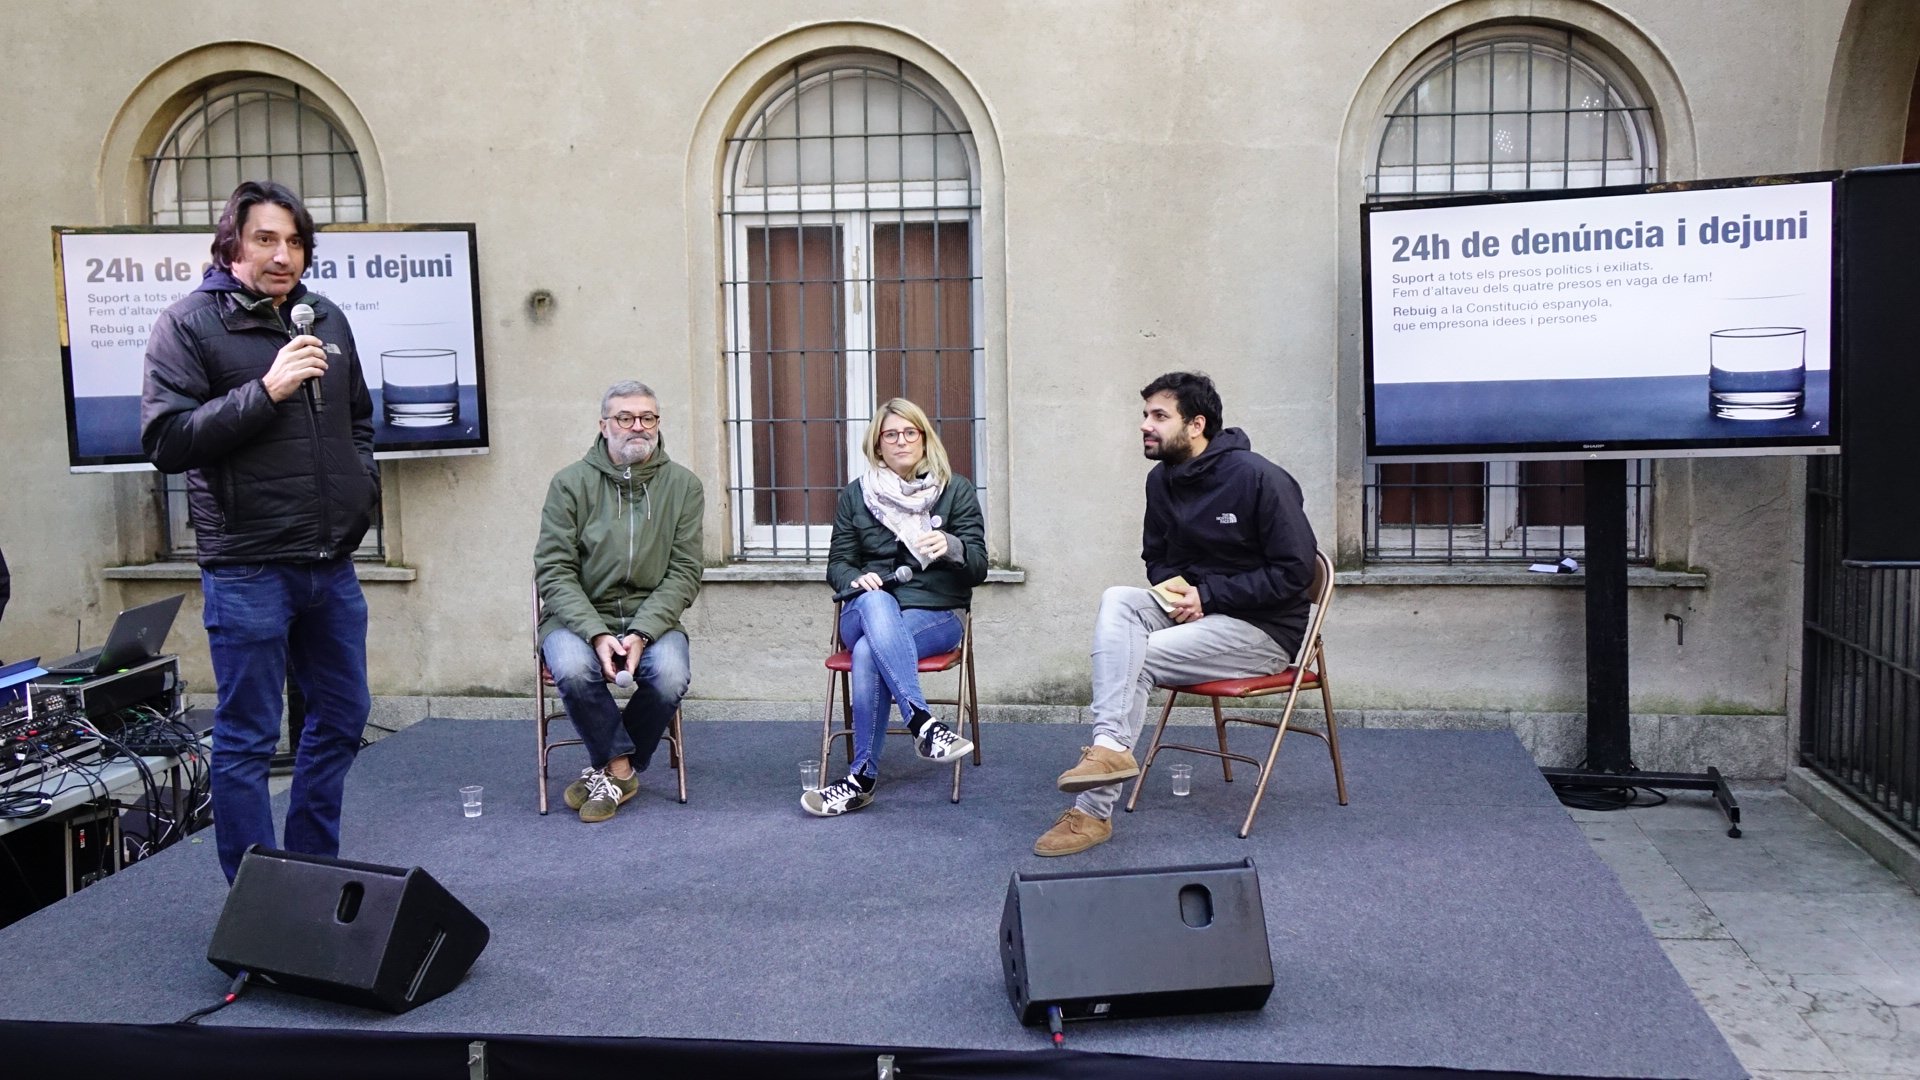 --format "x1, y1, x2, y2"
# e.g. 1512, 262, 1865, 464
1075, 586, 1290, 819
